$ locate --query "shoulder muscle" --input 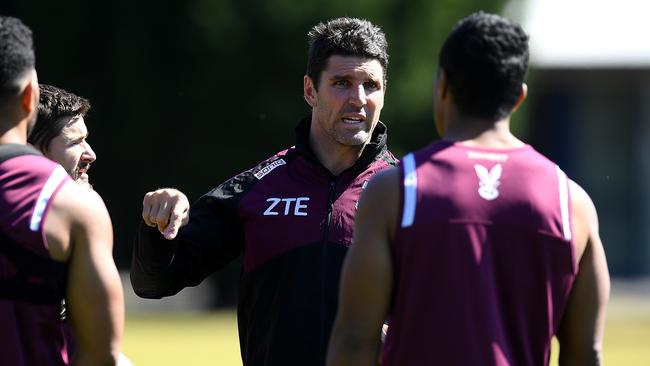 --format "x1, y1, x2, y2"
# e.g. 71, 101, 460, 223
44, 183, 112, 261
